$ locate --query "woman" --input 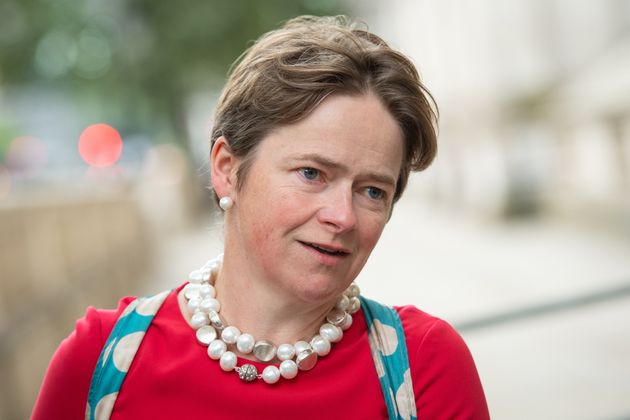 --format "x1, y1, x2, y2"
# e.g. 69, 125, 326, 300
33, 16, 489, 419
